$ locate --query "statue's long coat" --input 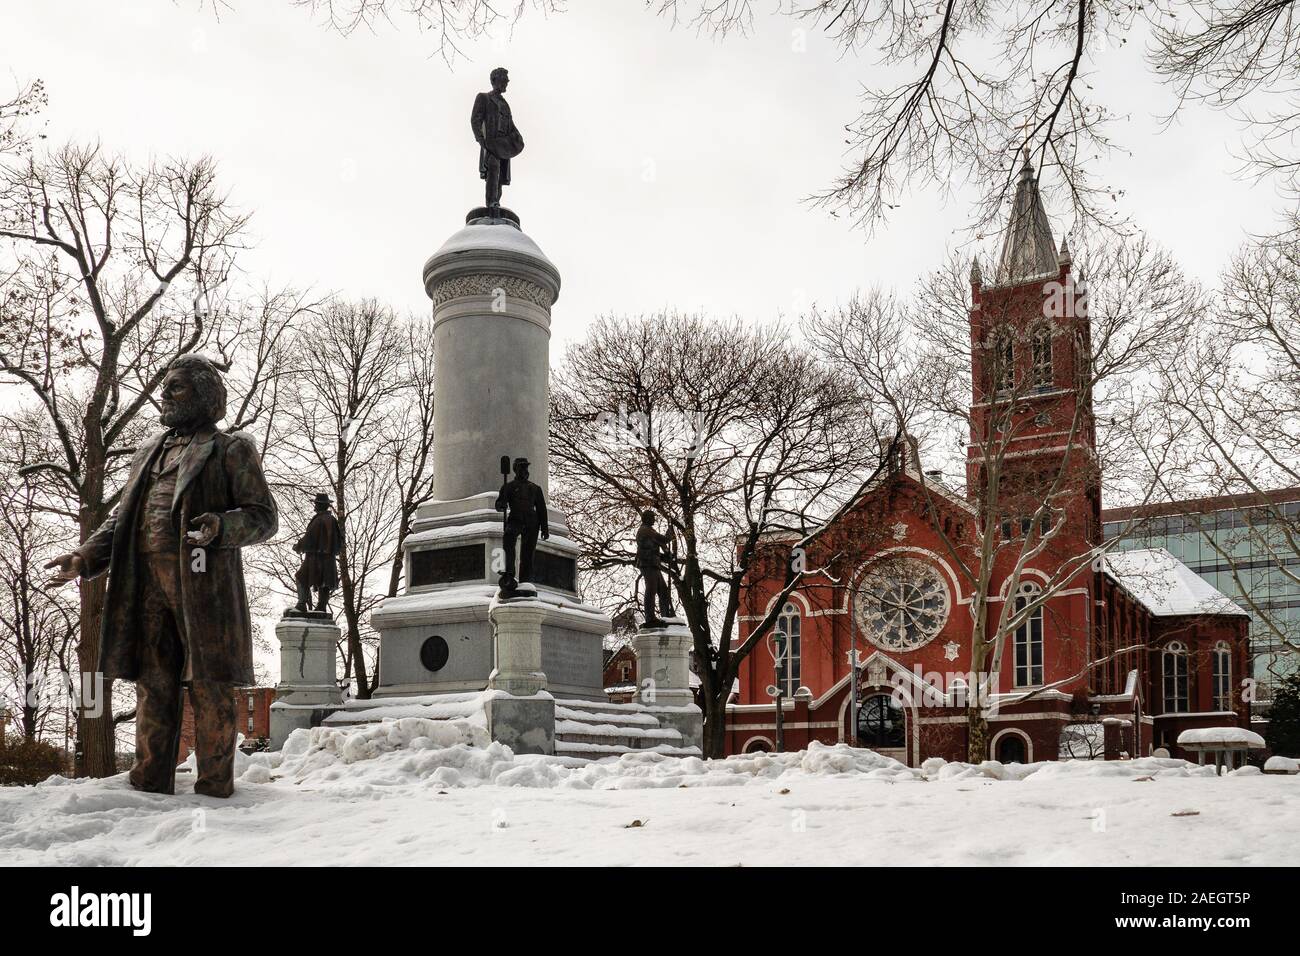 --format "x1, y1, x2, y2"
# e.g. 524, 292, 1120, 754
76, 426, 278, 685
296, 511, 342, 591
471, 91, 524, 183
